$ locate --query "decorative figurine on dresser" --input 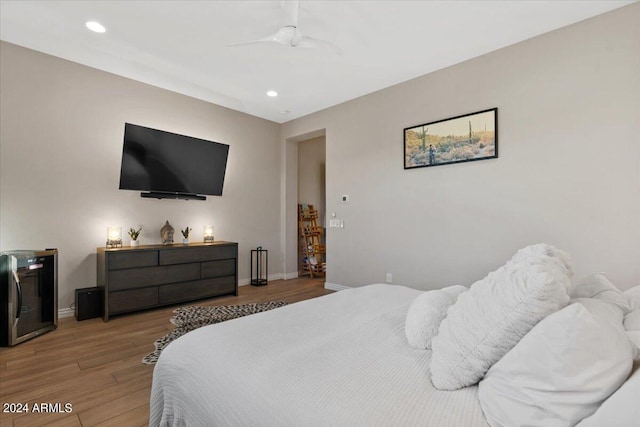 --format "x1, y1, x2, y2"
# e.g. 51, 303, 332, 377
161, 221, 175, 244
